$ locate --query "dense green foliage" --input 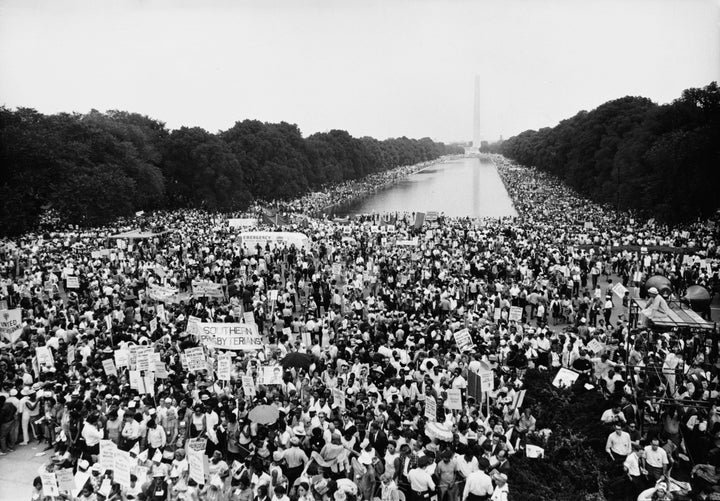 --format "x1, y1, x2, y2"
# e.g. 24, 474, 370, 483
0, 108, 462, 235
510, 369, 609, 501
488, 82, 720, 223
